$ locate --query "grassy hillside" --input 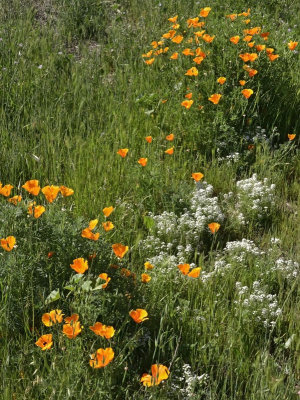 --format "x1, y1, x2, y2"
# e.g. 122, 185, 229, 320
0, 1, 299, 399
